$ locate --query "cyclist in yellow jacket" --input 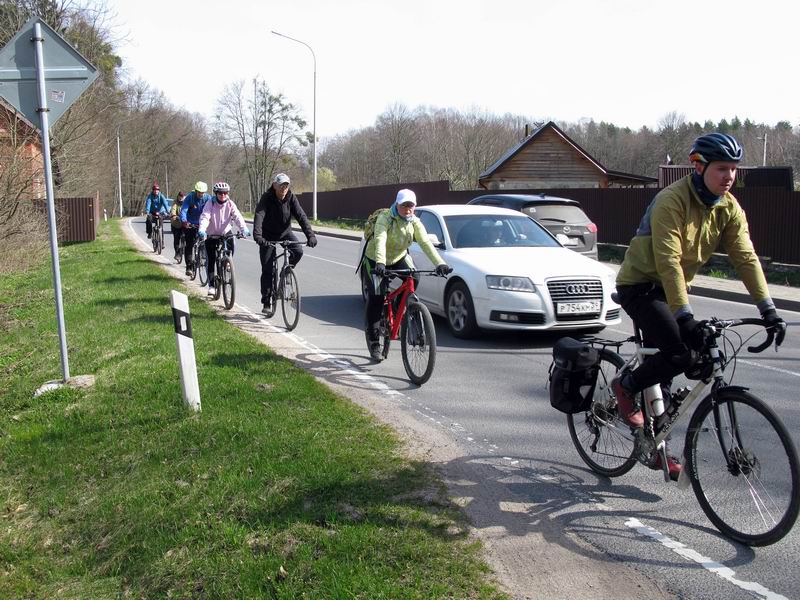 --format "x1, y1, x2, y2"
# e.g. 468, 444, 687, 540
613, 133, 786, 480
362, 189, 451, 361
